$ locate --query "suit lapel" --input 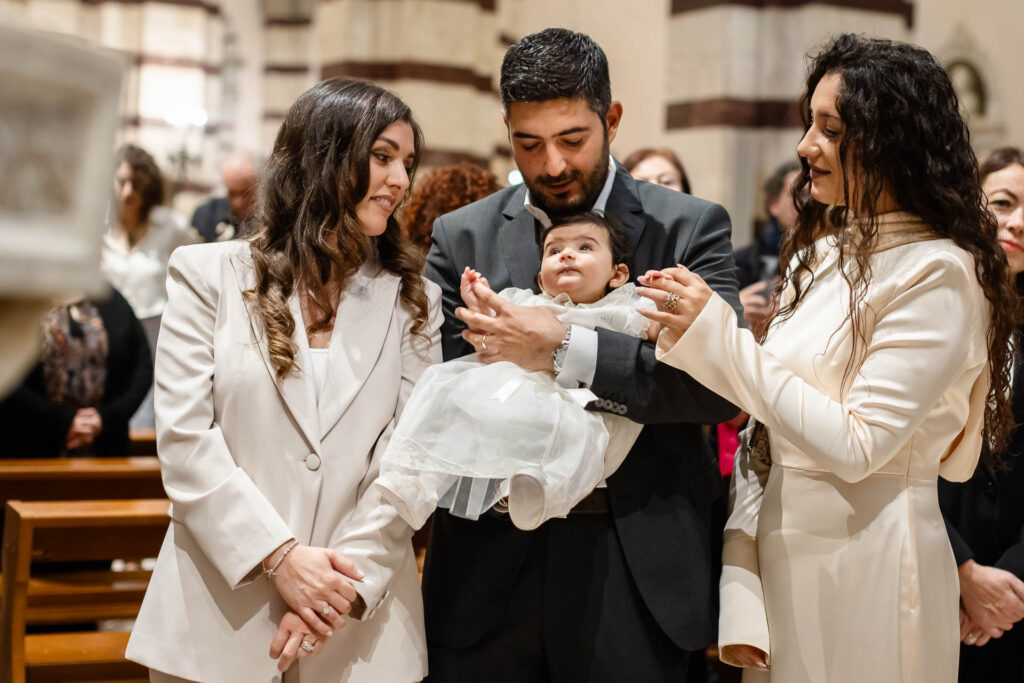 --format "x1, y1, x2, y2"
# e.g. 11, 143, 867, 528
604, 163, 647, 255
317, 262, 400, 440
500, 187, 543, 291
230, 252, 322, 454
